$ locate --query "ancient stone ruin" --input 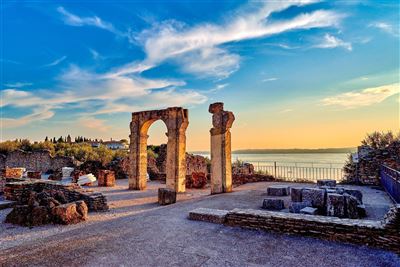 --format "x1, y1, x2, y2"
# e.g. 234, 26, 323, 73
129, 107, 189, 192
209, 102, 235, 194
3, 179, 108, 226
